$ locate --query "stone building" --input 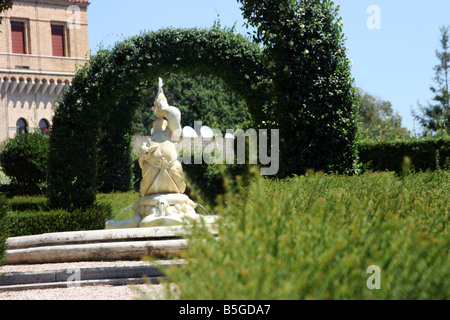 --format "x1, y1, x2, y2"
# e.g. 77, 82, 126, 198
0, 0, 90, 141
